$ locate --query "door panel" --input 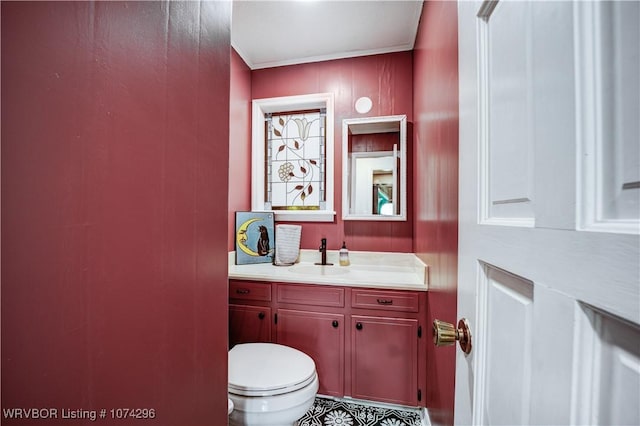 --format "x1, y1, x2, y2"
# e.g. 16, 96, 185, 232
477, 265, 533, 425
276, 309, 344, 397
573, 306, 640, 425
351, 315, 418, 406
588, 1, 639, 223
229, 304, 271, 348
483, 0, 534, 223
457, 1, 639, 424
577, 0, 640, 231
